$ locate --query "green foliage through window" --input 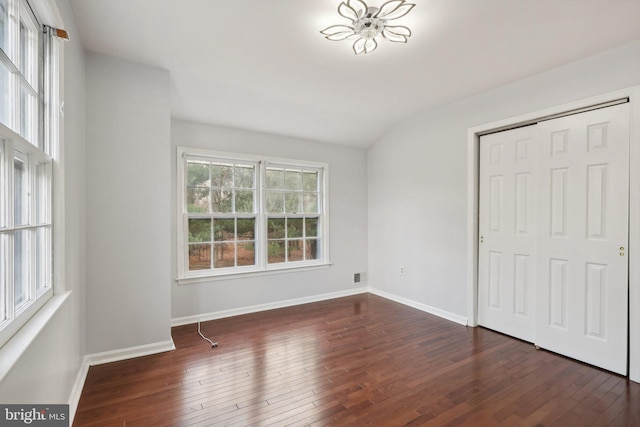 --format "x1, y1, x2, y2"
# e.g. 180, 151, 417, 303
181, 152, 327, 276
187, 160, 256, 214
267, 217, 320, 264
